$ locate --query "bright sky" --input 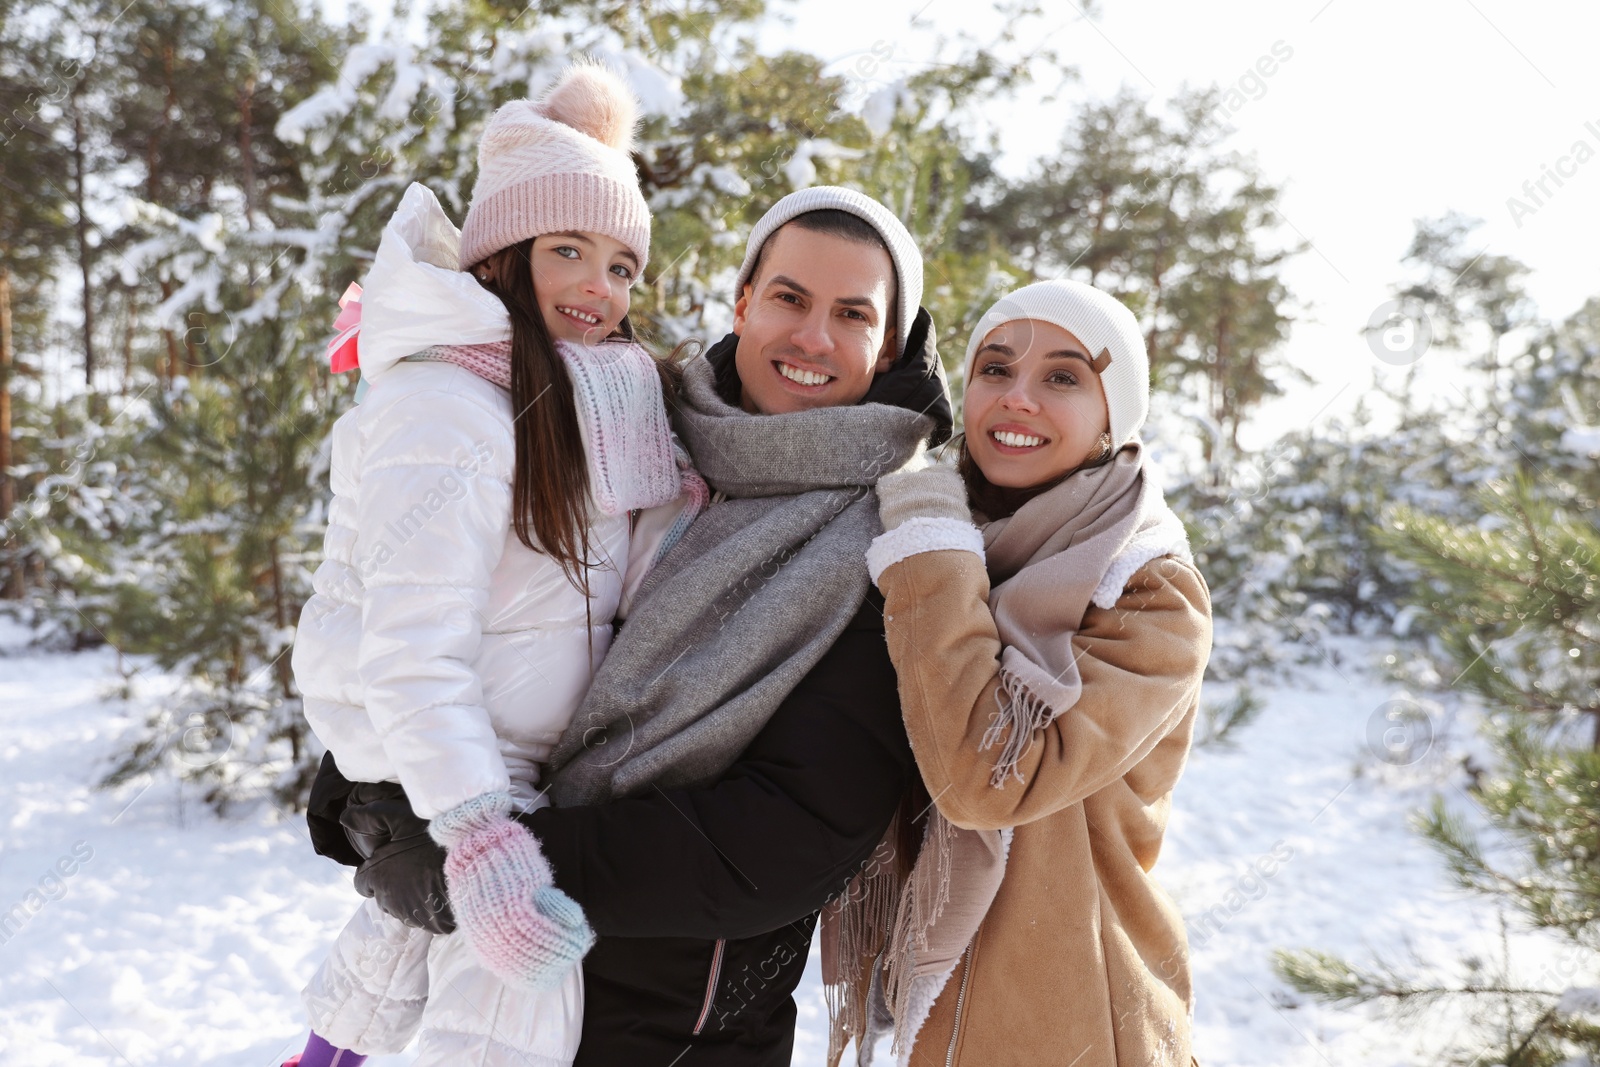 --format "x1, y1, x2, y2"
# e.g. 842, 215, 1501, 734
757, 0, 1600, 441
